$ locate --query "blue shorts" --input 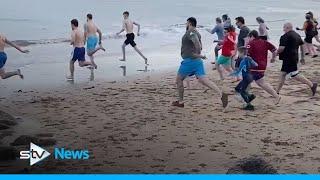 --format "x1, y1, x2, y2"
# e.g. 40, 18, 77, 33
86, 35, 98, 52
71, 47, 85, 61
178, 58, 206, 78
0, 52, 7, 69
